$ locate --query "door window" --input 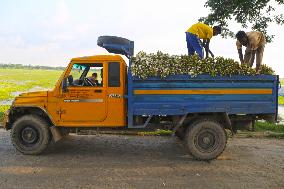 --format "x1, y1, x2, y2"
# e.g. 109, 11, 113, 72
108, 62, 120, 87
68, 63, 103, 87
